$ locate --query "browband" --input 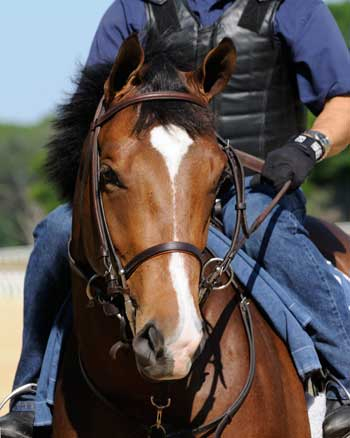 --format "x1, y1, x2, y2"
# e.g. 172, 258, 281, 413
91, 92, 207, 130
